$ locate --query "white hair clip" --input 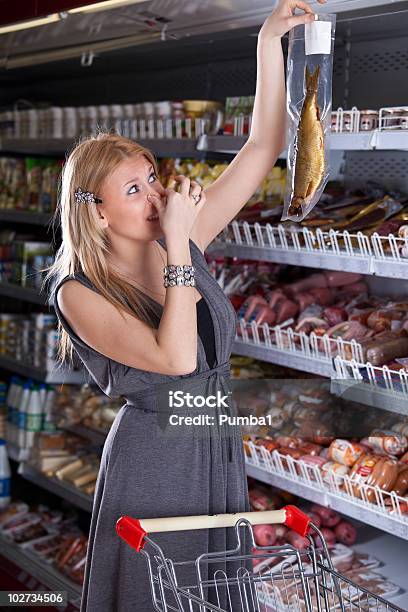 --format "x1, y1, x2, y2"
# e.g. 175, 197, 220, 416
74, 187, 102, 205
